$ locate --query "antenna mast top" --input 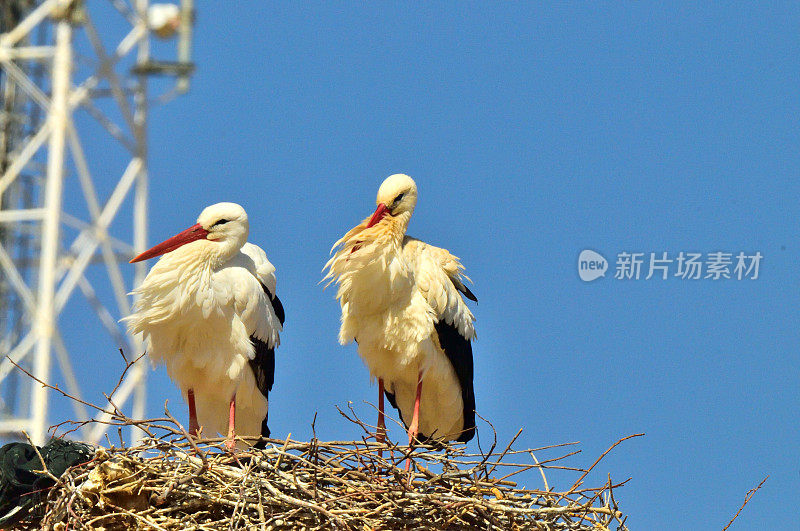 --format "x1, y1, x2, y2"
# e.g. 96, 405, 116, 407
0, 0, 195, 445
